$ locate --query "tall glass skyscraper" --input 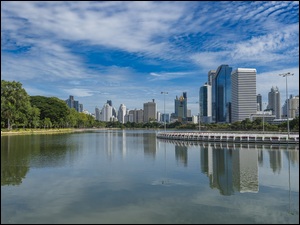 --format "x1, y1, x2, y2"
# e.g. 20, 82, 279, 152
267, 86, 281, 119
174, 92, 187, 122
256, 94, 262, 111
199, 83, 212, 123
212, 64, 232, 123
